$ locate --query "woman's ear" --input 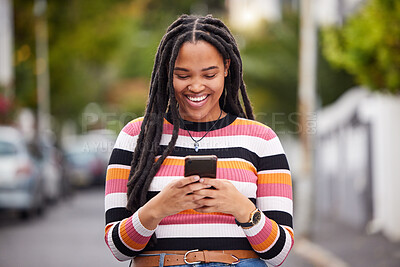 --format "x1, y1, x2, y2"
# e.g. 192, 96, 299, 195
224, 59, 231, 77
